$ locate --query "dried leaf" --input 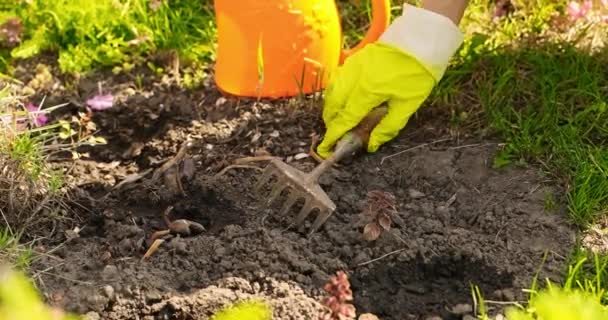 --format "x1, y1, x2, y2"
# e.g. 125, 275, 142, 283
294, 153, 309, 160
378, 213, 391, 231
363, 223, 381, 241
